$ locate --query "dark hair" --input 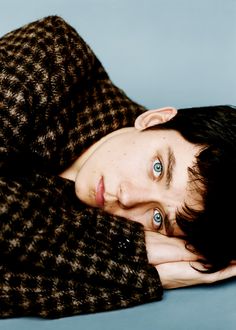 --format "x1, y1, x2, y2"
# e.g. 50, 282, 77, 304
155, 105, 236, 272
